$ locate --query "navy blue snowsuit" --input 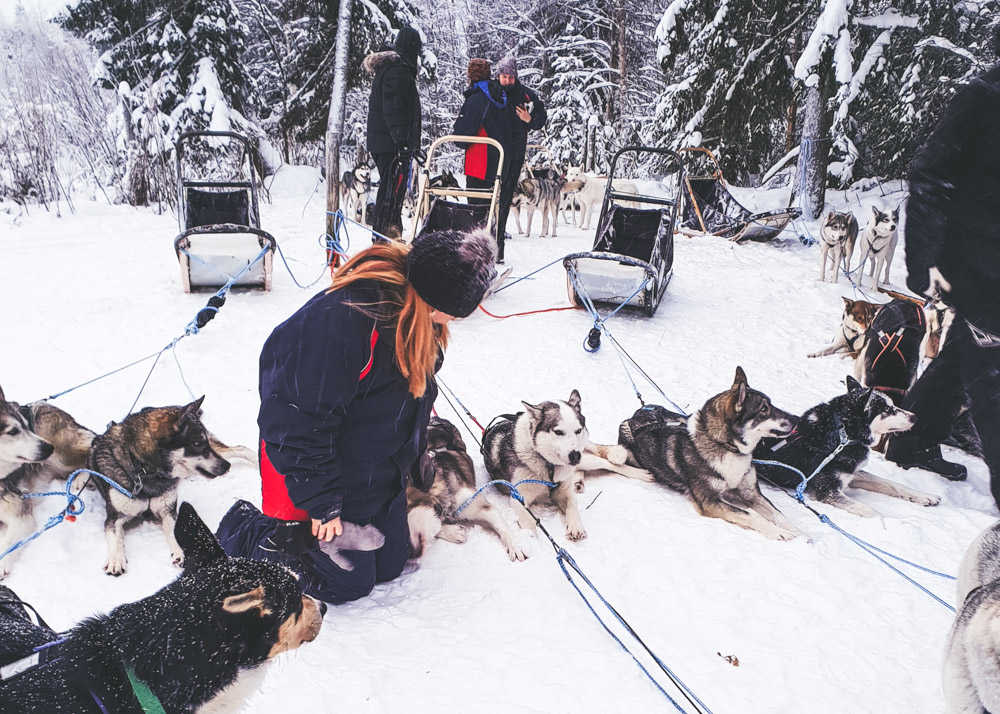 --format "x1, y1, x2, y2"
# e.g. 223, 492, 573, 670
216, 282, 437, 603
